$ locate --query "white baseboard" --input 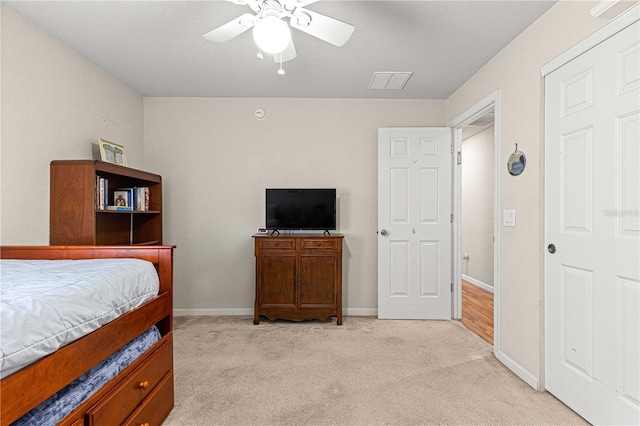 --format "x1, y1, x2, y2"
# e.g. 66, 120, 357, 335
495, 349, 541, 390
462, 274, 494, 294
174, 308, 253, 317
344, 308, 378, 317
174, 308, 378, 317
